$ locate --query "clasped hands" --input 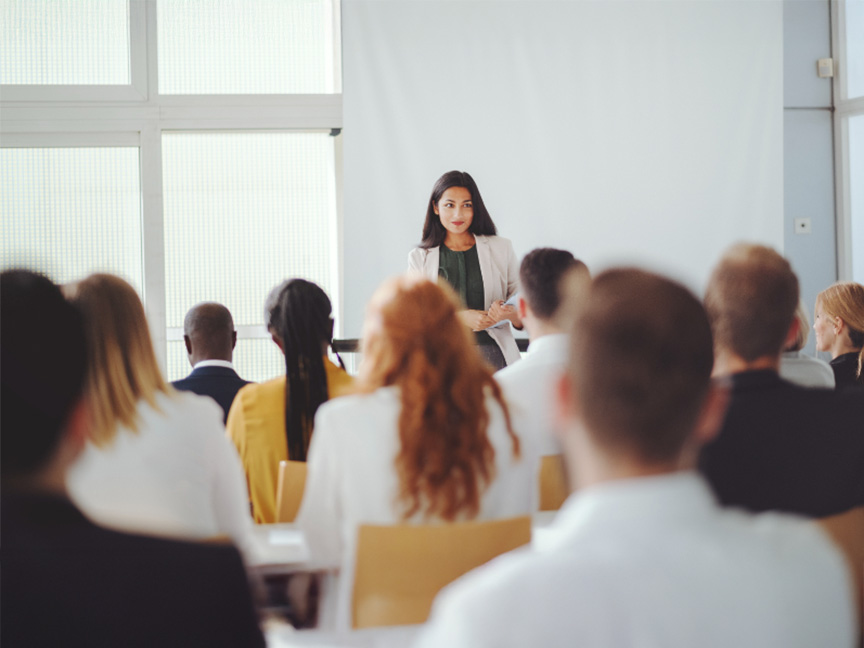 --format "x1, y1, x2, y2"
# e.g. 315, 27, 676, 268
459, 301, 522, 332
